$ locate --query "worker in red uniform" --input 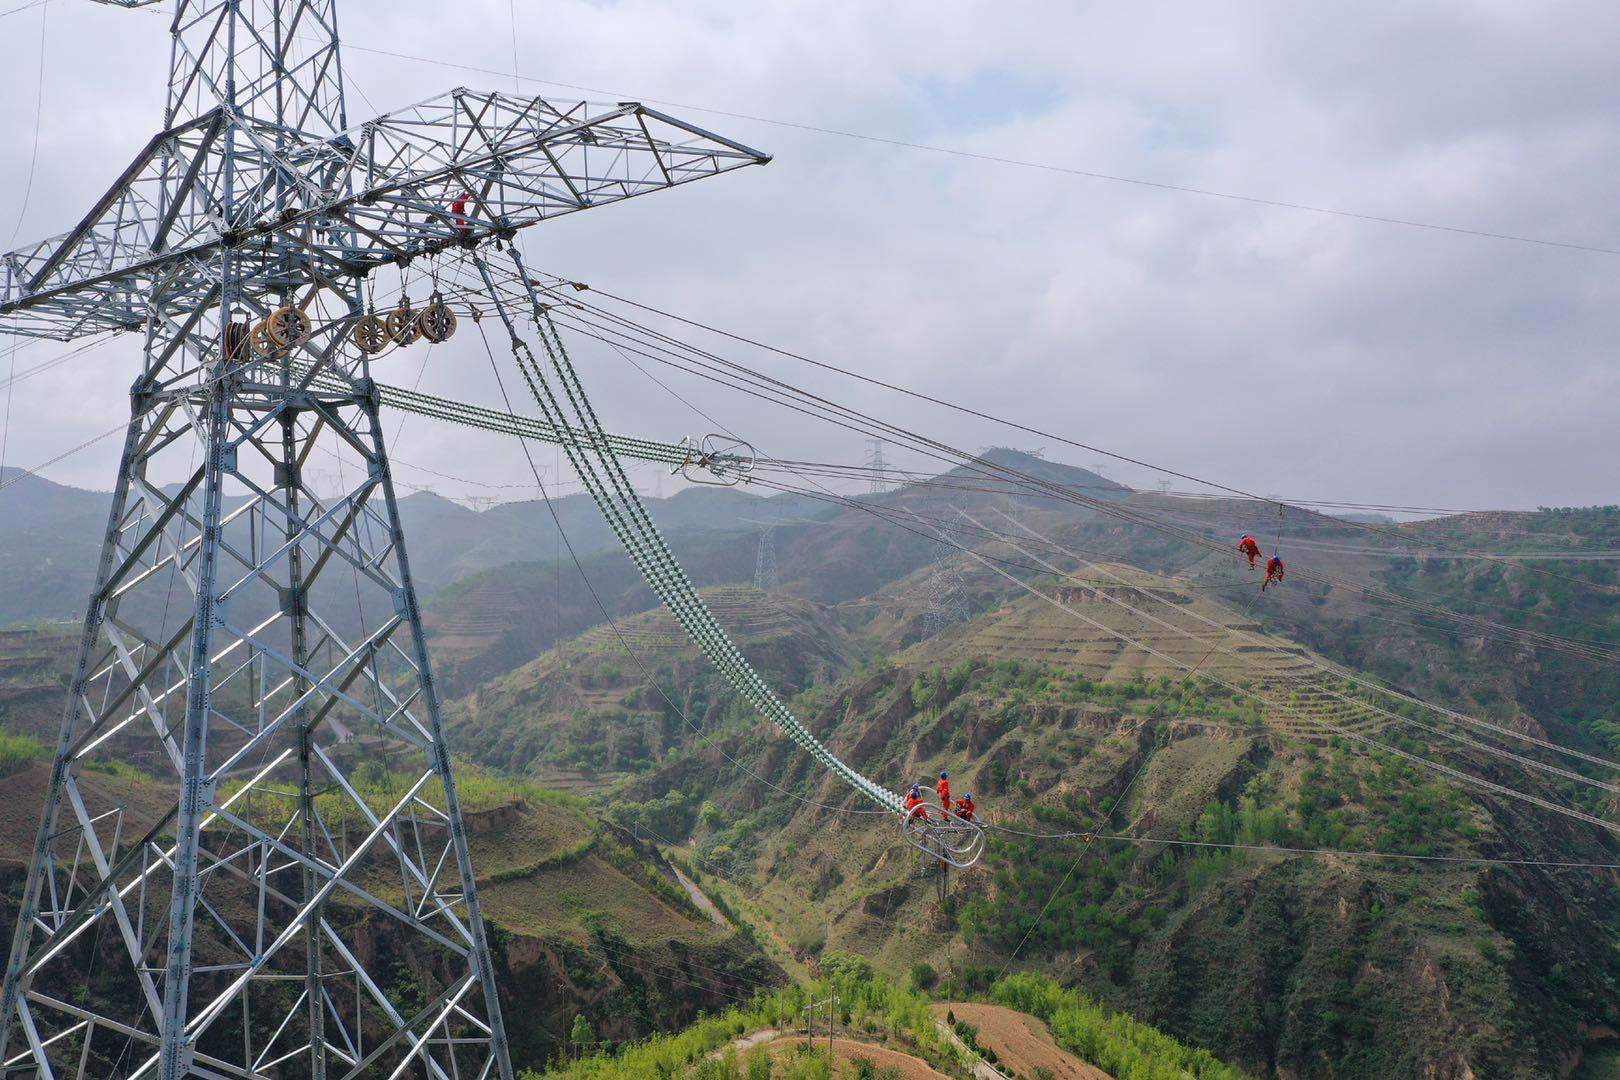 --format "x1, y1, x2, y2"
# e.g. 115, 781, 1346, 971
904, 784, 929, 821
1238, 534, 1261, 569
936, 771, 951, 810
450, 191, 471, 232
1262, 554, 1285, 592
953, 793, 976, 823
